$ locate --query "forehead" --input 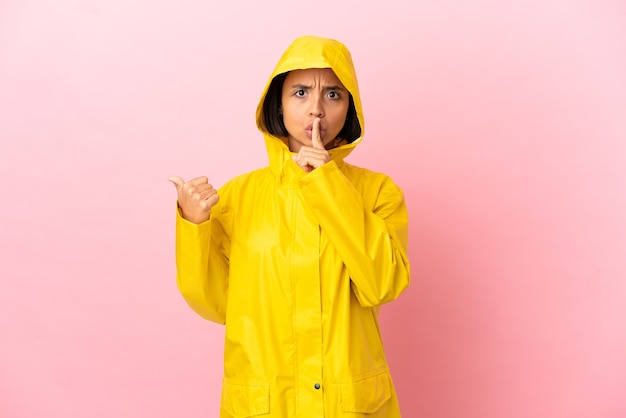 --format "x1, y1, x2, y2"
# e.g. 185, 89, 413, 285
284, 68, 344, 87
